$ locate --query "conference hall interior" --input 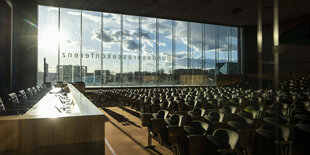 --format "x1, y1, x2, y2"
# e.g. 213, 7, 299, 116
1, 0, 310, 154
